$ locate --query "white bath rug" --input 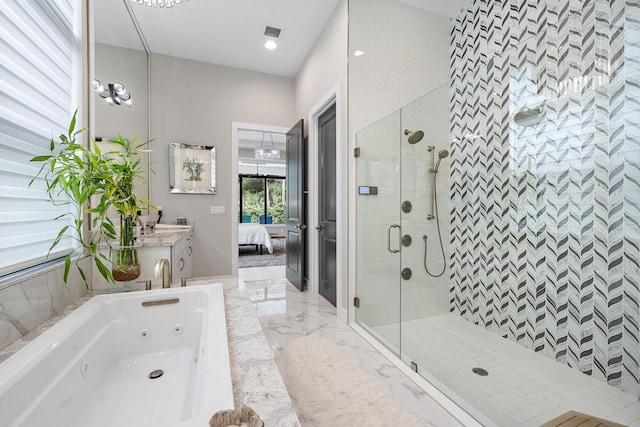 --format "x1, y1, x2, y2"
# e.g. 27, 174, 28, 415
281, 336, 422, 427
